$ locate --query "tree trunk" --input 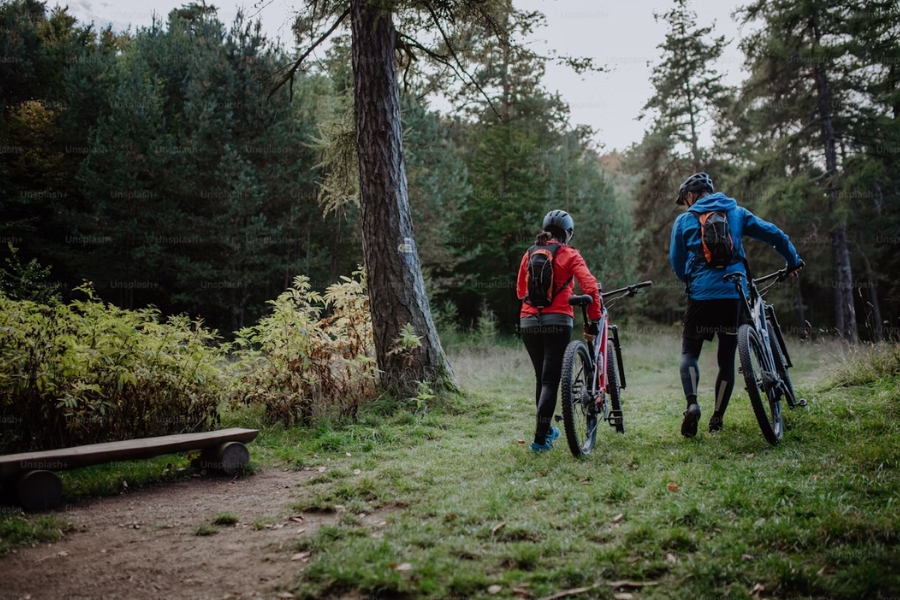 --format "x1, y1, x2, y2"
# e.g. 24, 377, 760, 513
349, 0, 457, 394
811, 16, 857, 342
857, 241, 883, 342
678, 21, 702, 171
